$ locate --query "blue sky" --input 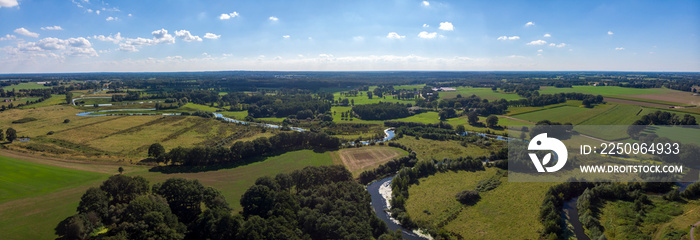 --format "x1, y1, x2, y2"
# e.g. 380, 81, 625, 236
0, 0, 698, 73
